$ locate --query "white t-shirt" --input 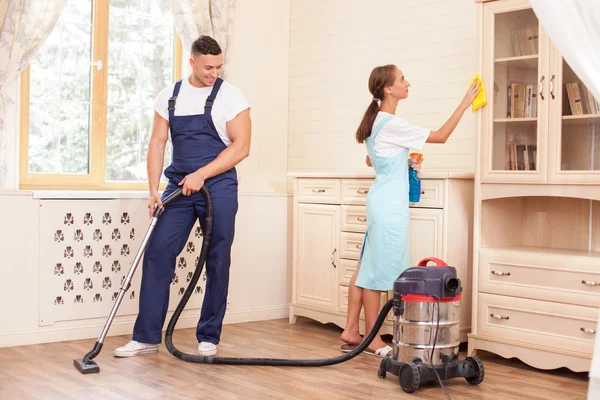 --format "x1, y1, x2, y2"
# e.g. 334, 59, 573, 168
154, 77, 250, 146
372, 112, 430, 157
